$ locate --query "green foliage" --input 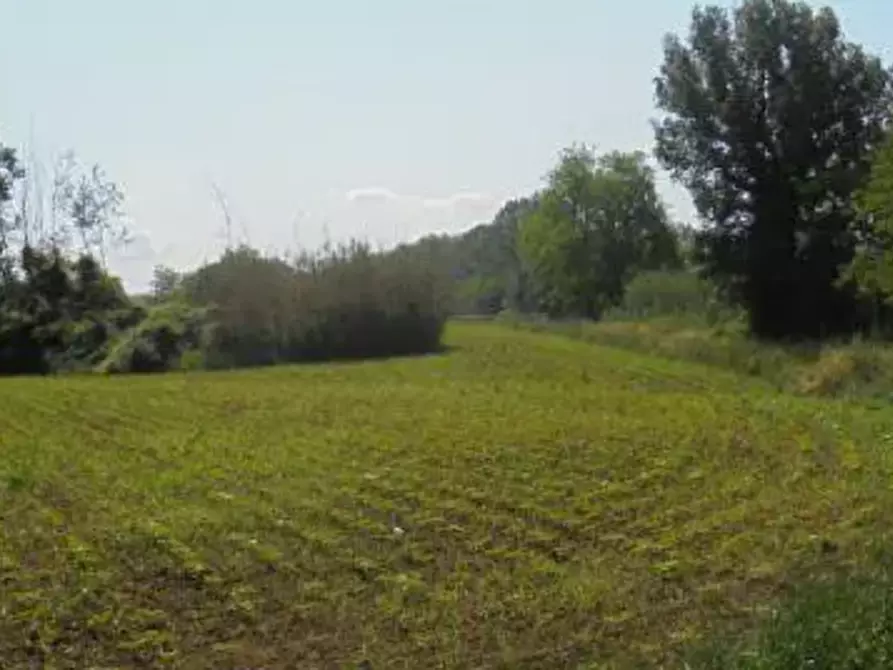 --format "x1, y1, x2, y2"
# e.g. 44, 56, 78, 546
605, 269, 718, 321
457, 197, 541, 313
0, 143, 23, 220
519, 146, 681, 319
394, 197, 541, 315
149, 265, 182, 303
0, 141, 154, 375
846, 131, 893, 306
183, 241, 449, 368
456, 274, 505, 314
0, 143, 23, 281
674, 222, 701, 268
0, 227, 447, 376
0, 134, 448, 376
507, 313, 893, 399
96, 301, 210, 374
654, 0, 893, 339
0, 246, 142, 374
694, 560, 893, 669
7, 4, 893, 666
